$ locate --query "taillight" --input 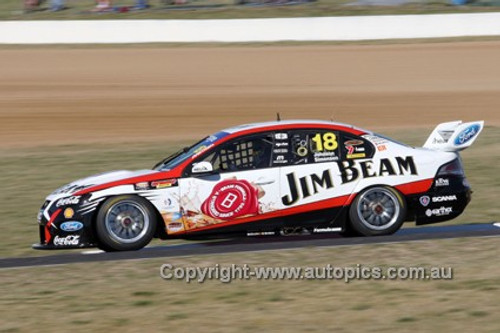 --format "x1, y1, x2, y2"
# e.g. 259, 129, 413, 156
437, 158, 465, 177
